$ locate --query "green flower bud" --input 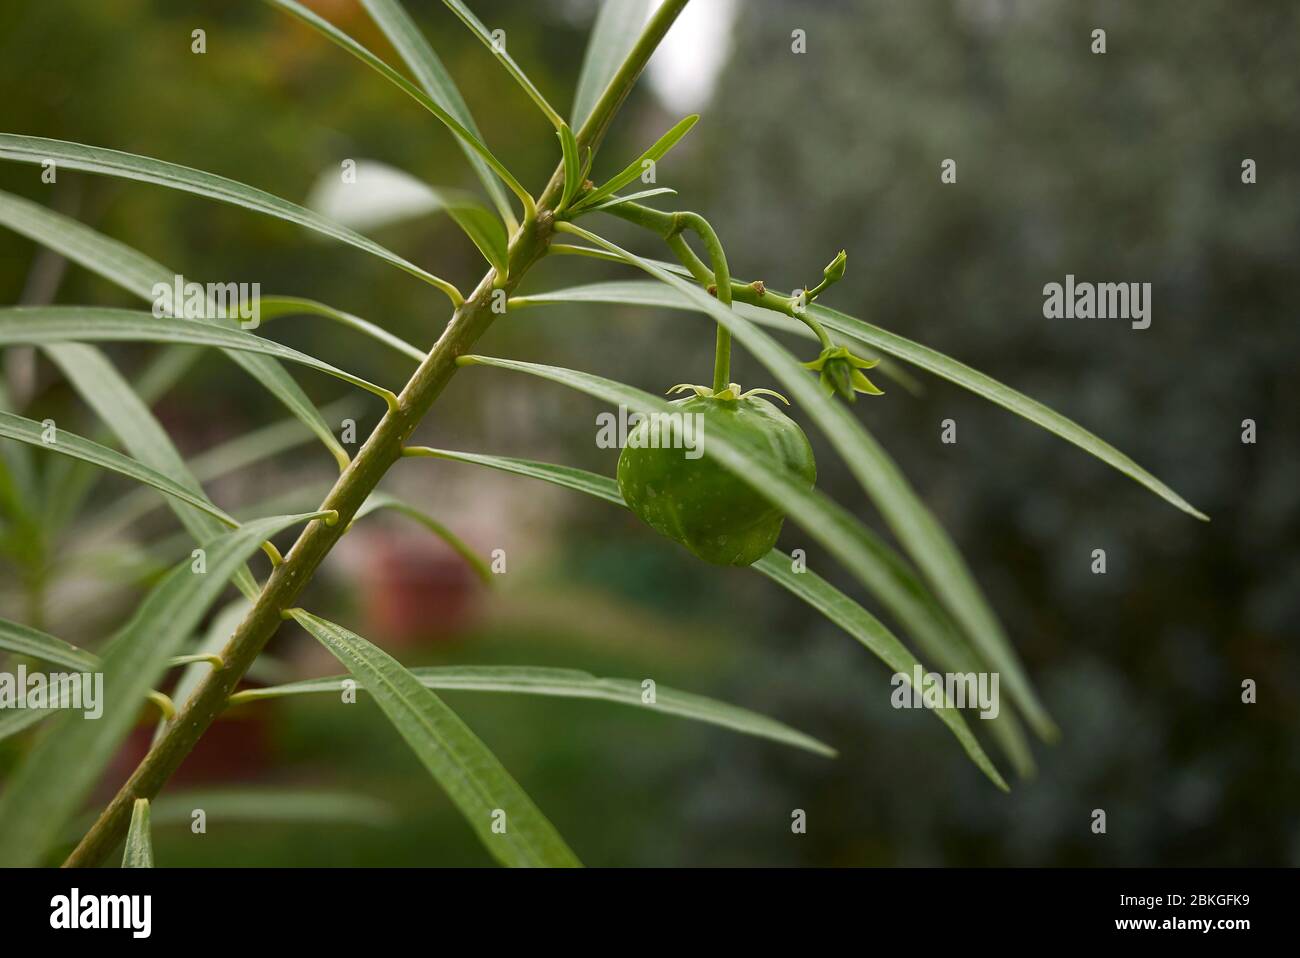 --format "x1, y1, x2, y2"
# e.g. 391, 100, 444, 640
823, 249, 848, 285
